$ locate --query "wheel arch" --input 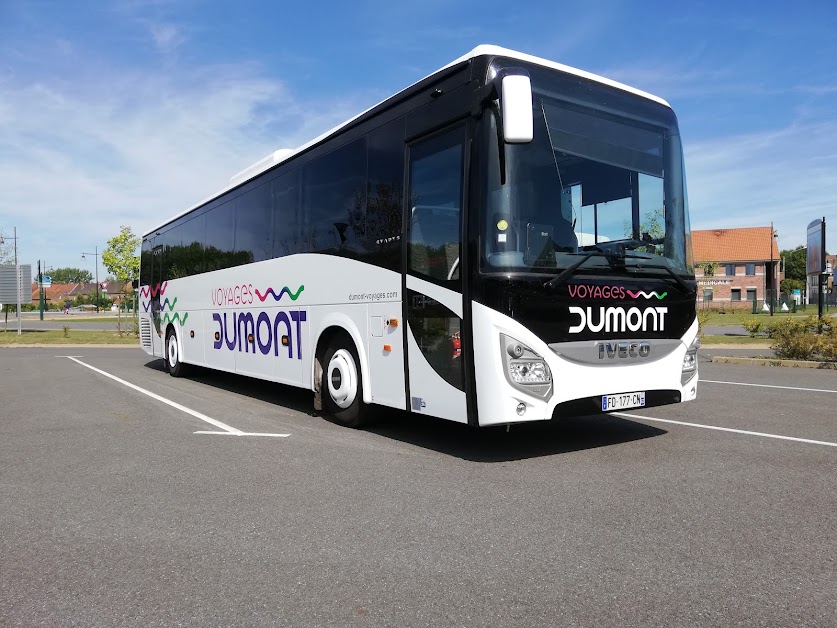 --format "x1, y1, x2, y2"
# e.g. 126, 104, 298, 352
311, 314, 370, 405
